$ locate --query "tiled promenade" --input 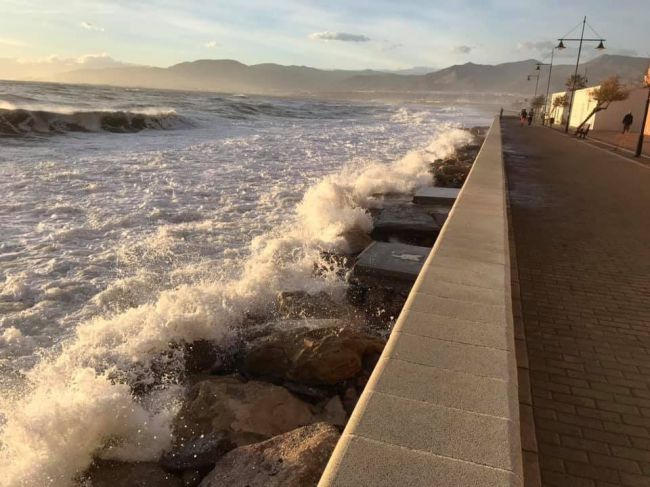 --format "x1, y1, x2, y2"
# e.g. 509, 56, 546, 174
504, 119, 650, 486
